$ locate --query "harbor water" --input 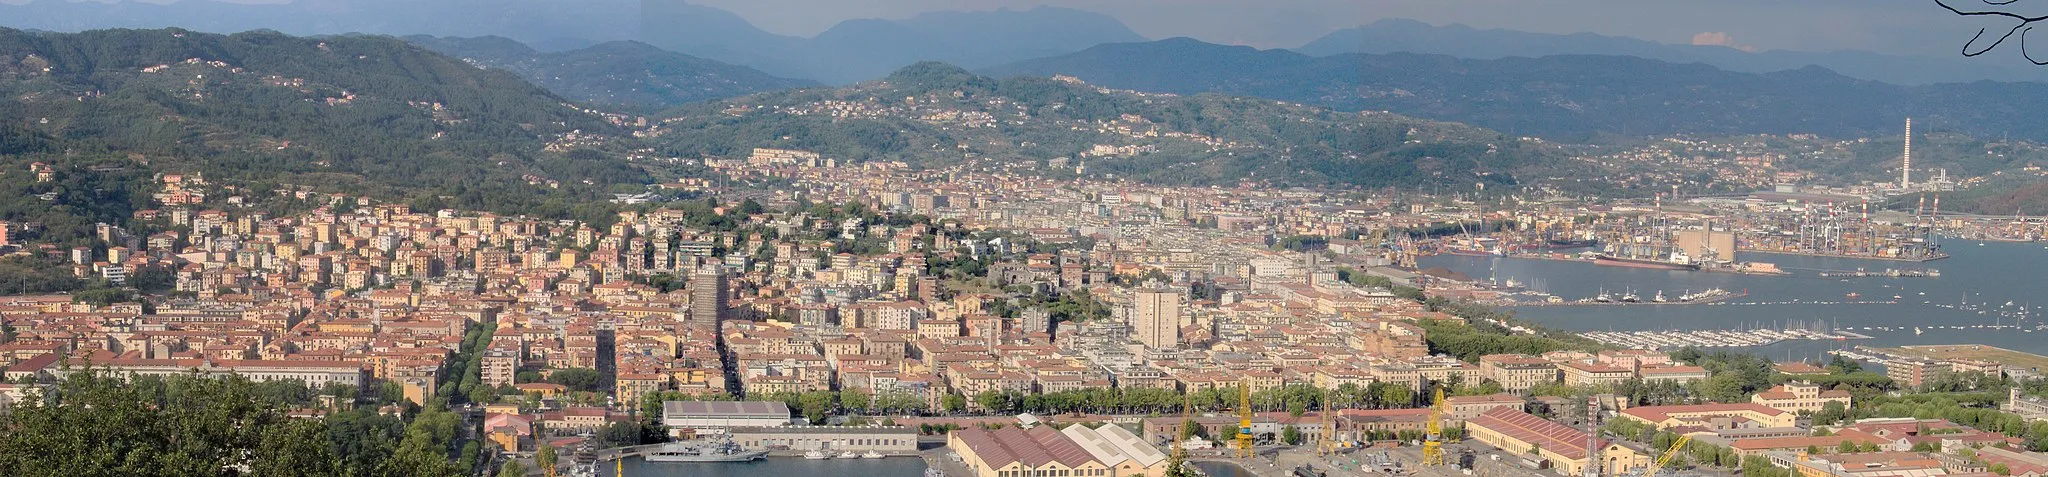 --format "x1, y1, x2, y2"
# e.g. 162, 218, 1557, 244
1417, 240, 2048, 361
1192, 461, 1259, 477
598, 456, 929, 477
